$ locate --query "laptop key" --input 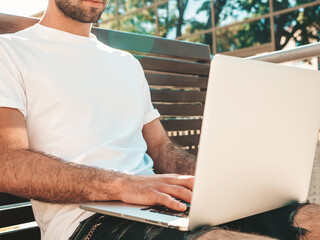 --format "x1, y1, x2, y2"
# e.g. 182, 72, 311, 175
141, 203, 190, 218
